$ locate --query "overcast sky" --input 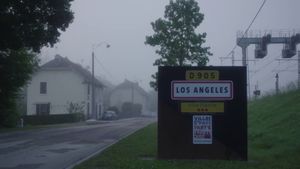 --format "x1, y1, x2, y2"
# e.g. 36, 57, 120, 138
41, 0, 300, 95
